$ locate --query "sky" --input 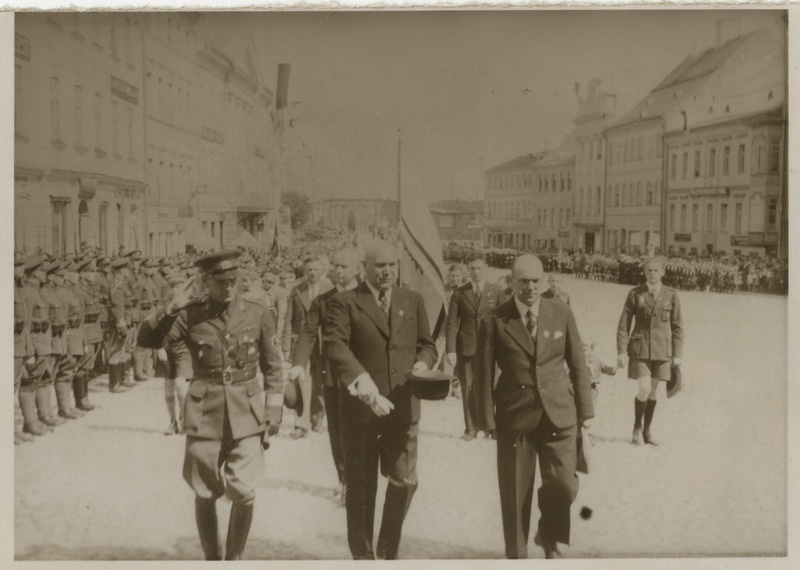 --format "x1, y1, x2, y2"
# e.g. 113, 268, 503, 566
206, 10, 786, 205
